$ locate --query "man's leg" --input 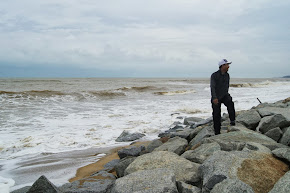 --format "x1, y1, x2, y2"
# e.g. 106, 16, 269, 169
222, 94, 236, 124
212, 102, 222, 135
